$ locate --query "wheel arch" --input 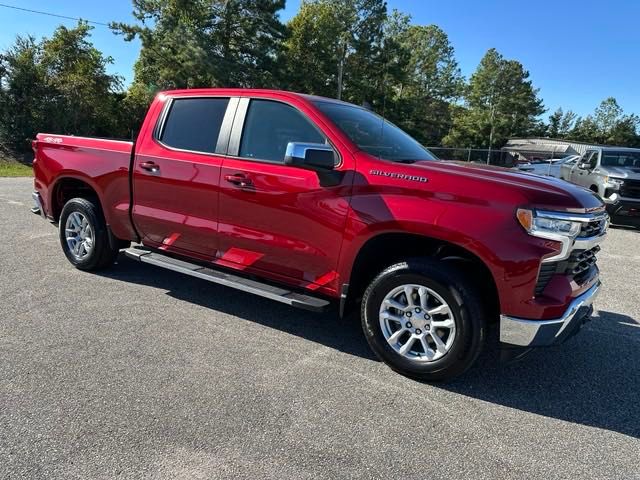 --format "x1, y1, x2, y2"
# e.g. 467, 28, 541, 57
50, 174, 104, 222
341, 231, 500, 323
